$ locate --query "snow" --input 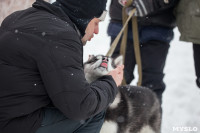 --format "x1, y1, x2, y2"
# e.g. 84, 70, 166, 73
83, 1, 200, 133
162, 29, 200, 132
